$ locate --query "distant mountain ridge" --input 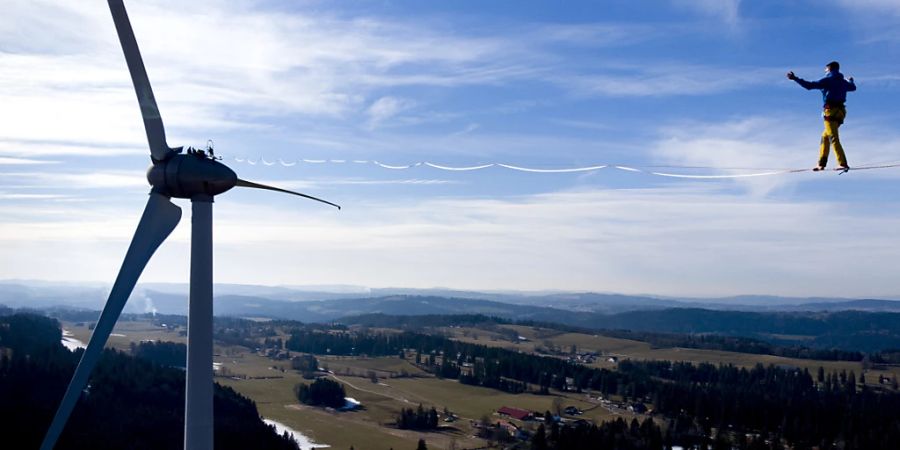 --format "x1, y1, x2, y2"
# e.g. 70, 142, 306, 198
4, 281, 900, 352
3, 280, 899, 315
